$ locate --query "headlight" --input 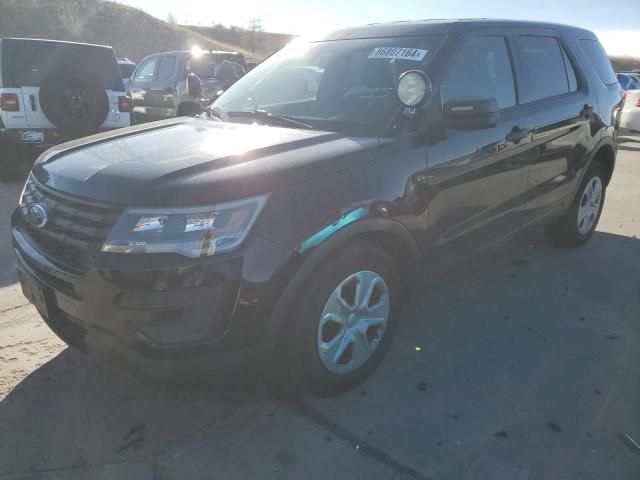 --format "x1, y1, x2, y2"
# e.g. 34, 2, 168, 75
101, 195, 267, 257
